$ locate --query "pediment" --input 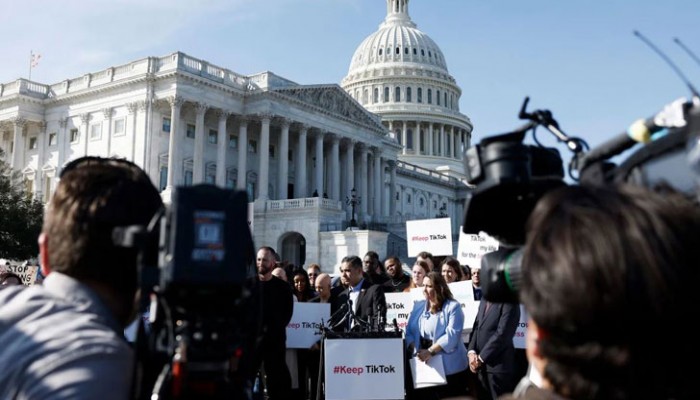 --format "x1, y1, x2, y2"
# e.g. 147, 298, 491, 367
273, 85, 386, 133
